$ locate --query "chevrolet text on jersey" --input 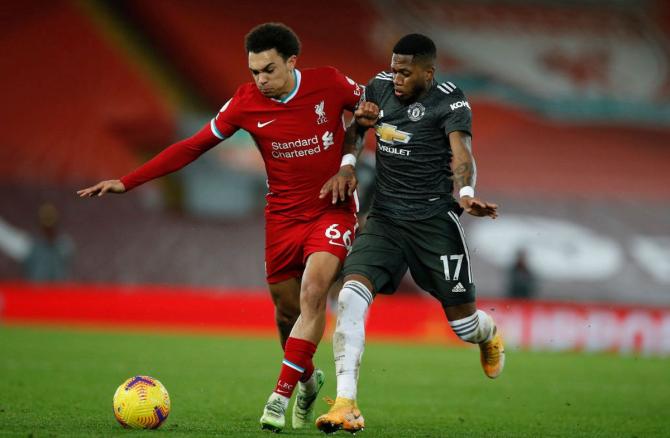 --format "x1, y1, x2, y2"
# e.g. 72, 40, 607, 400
379, 144, 411, 156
